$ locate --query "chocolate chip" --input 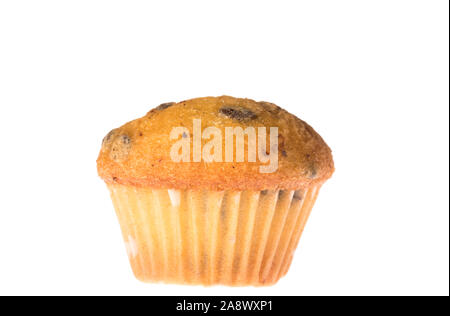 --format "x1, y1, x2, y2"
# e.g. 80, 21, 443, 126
259, 101, 282, 114
261, 190, 268, 195
112, 177, 118, 182
156, 102, 175, 111
108, 134, 132, 161
121, 135, 131, 144
306, 164, 317, 179
102, 129, 117, 145
278, 134, 286, 156
219, 106, 257, 122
